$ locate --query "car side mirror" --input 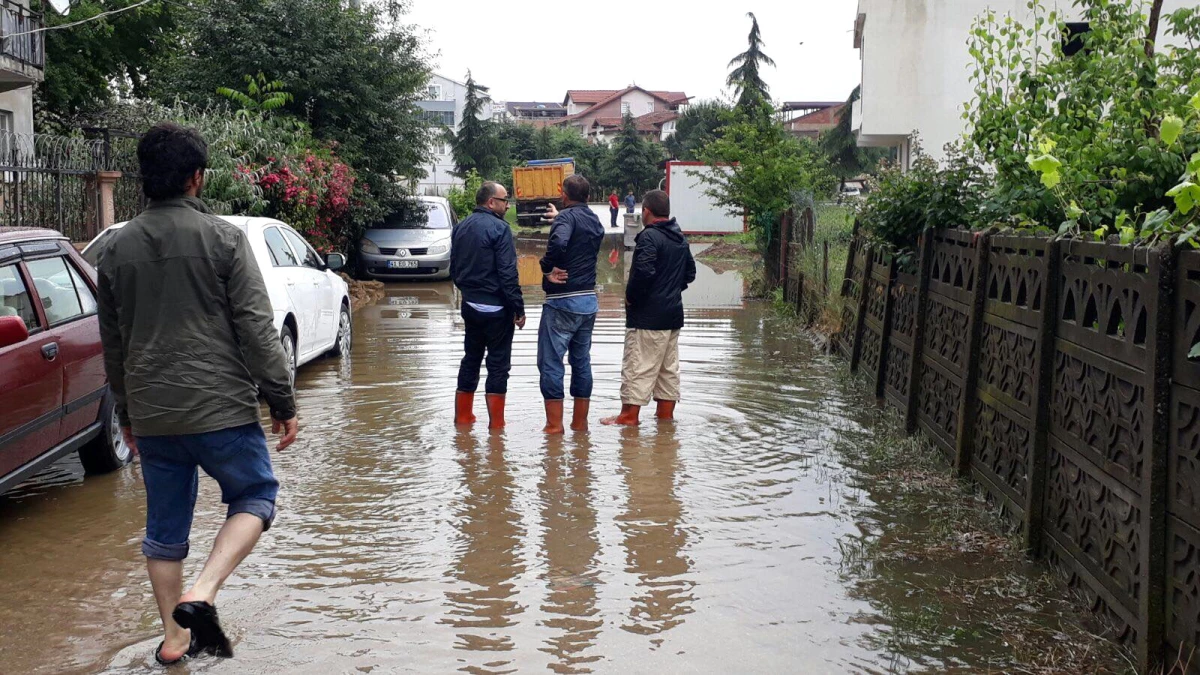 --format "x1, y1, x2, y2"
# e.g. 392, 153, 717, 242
0, 315, 30, 349
325, 252, 346, 271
